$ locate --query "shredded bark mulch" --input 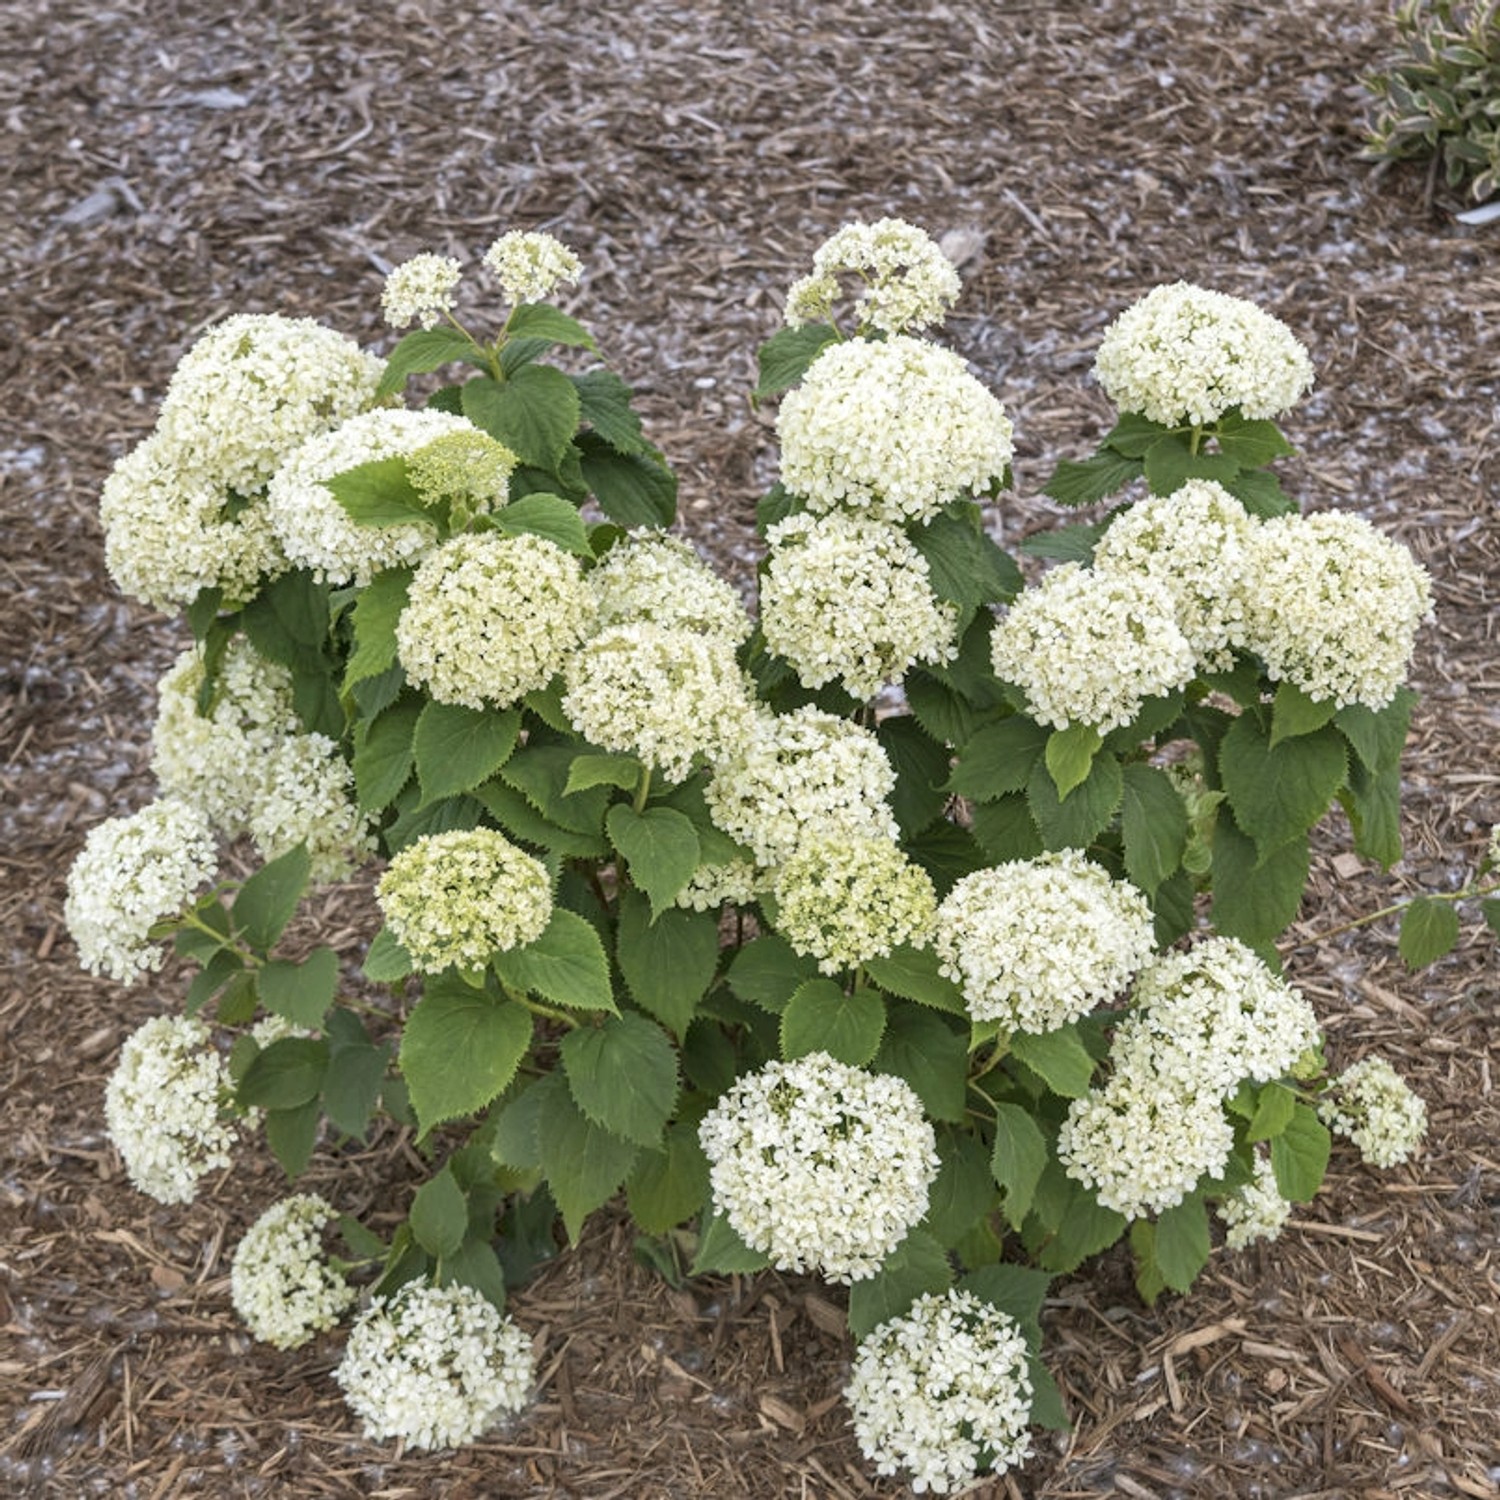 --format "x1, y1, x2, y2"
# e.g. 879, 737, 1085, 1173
2, 2, 1497, 1495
